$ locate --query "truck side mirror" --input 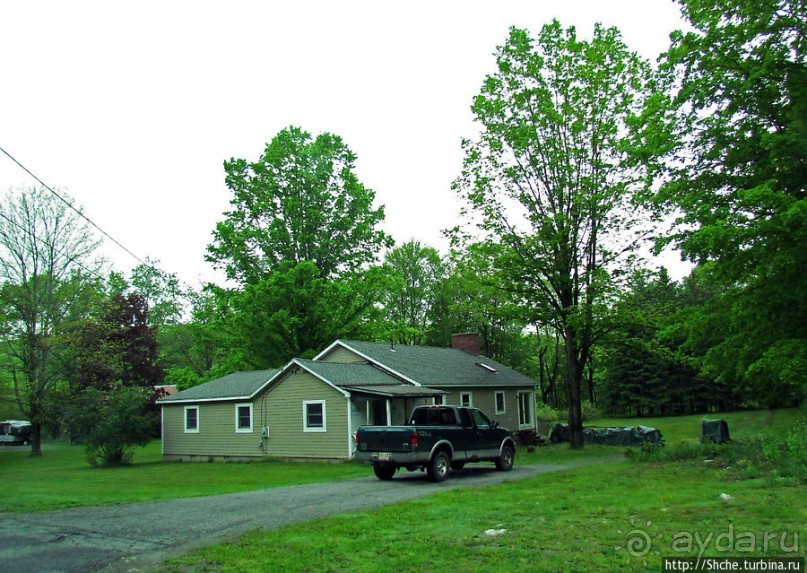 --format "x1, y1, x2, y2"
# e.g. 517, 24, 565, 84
491, 420, 500, 429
